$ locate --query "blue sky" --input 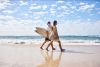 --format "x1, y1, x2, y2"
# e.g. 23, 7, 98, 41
0, 0, 100, 36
